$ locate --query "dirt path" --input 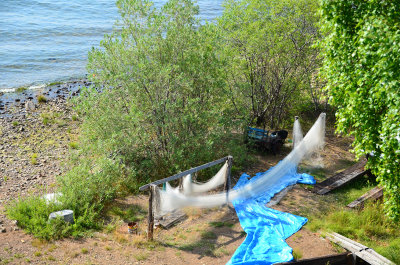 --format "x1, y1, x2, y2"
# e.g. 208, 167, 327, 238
0, 99, 355, 264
